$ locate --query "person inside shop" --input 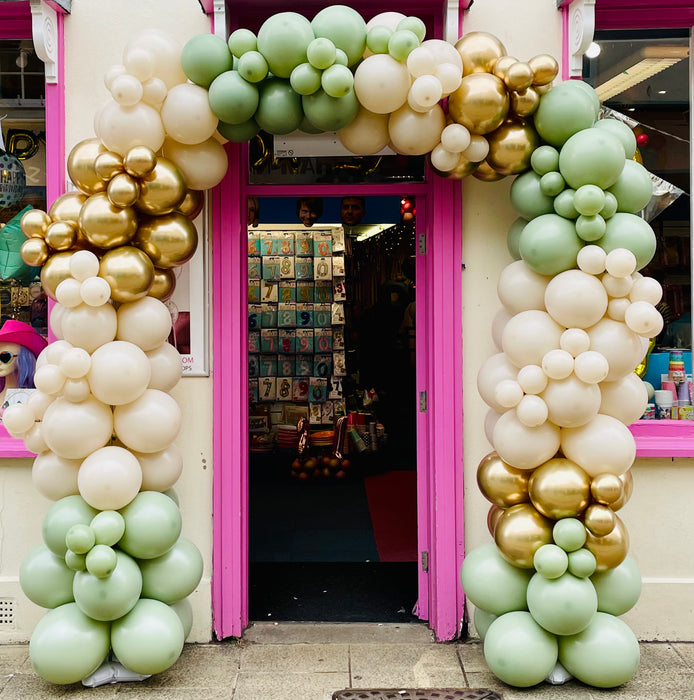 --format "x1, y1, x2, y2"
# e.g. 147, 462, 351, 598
0, 318, 47, 411
340, 196, 366, 227
247, 196, 260, 228
296, 197, 323, 227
